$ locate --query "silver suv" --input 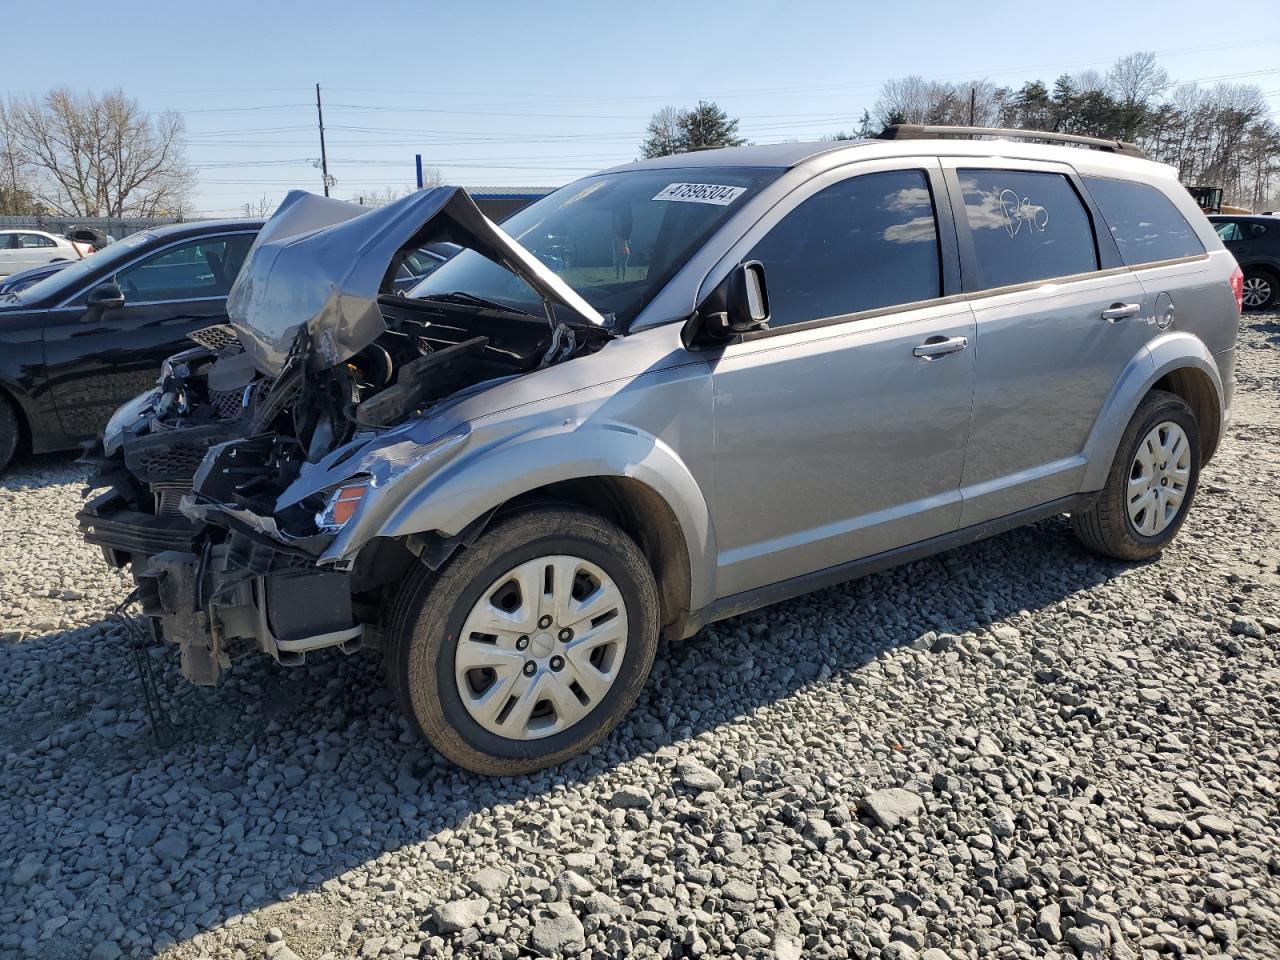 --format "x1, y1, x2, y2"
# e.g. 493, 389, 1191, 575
80, 125, 1240, 774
